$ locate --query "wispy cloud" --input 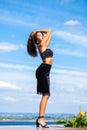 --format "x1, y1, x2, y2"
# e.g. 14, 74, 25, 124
55, 48, 87, 58
52, 68, 87, 77
0, 42, 19, 52
0, 9, 38, 28
73, 99, 87, 104
64, 20, 80, 26
53, 30, 87, 57
3, 96, 17, 102
51, 68, 87, 91
51, 70, 87, 106
0, 81, 21, 90
54, 30, 87, 47
56, 65, 80, 71
0, 63, 34, 71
